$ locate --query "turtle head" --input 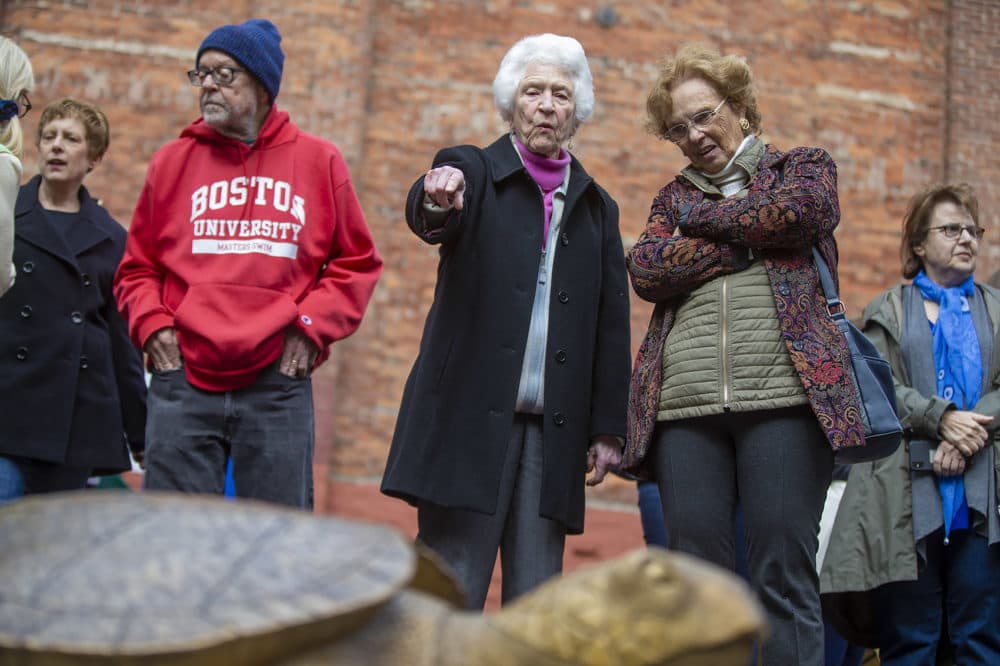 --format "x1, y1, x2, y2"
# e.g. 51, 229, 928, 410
477, 548, 768, 665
